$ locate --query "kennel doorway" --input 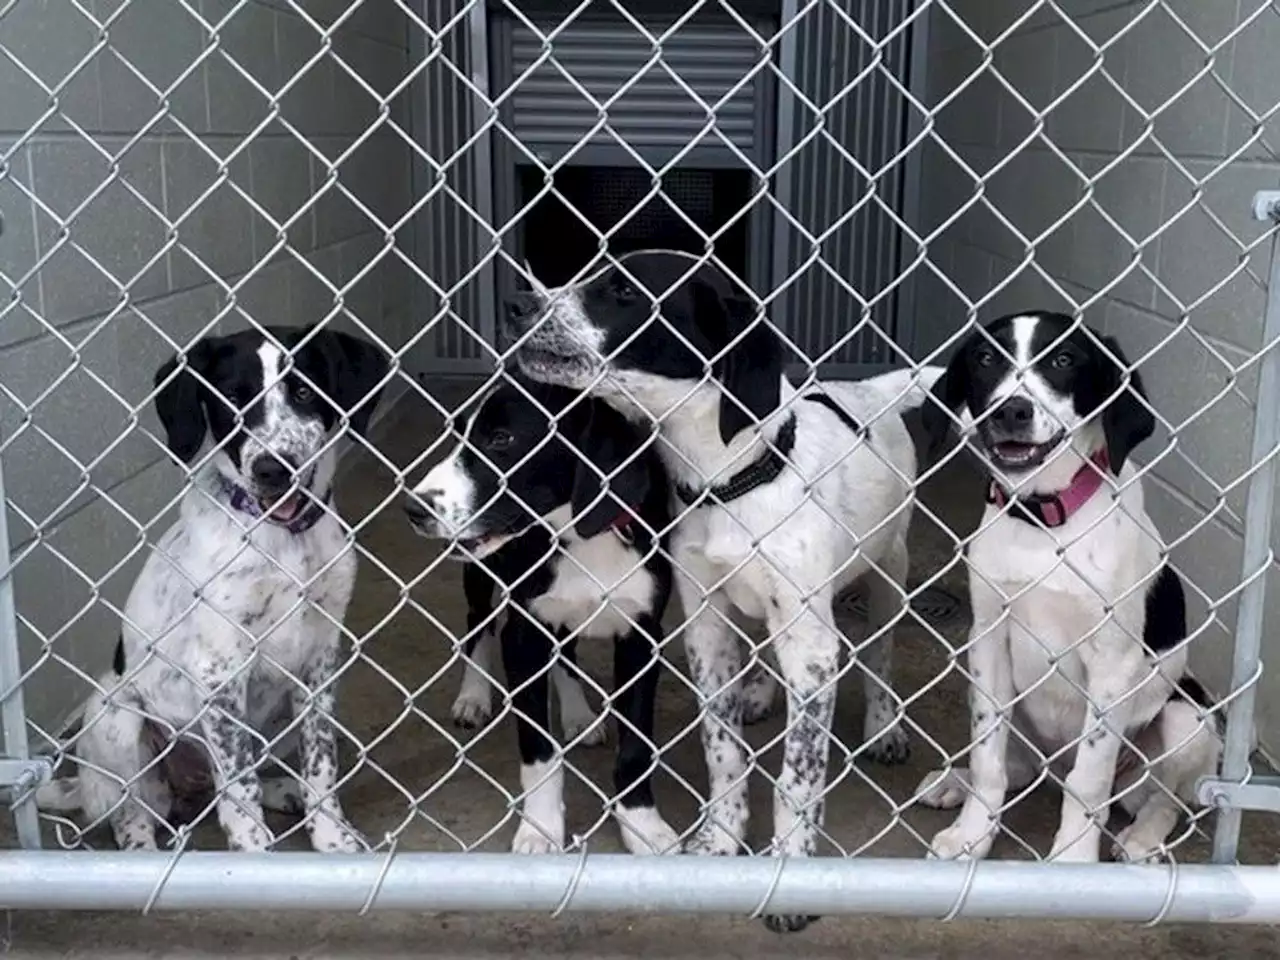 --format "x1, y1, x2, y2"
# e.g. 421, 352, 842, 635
410, 0, 925, 379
